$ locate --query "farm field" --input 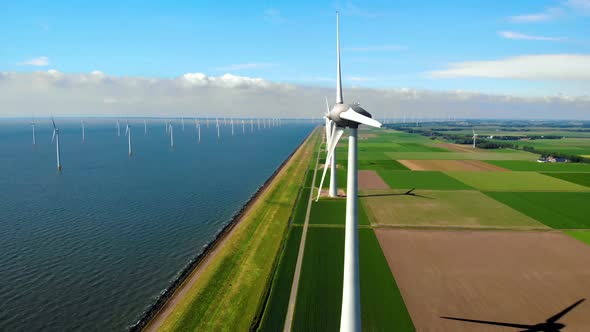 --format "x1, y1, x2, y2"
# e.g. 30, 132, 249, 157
565, 230, 590, 246
375, 229, 590, 331
378, 170, 474, 190
385, 151, 539, 160
308, 198, 370, 226
484, 192, 590, 229
361, 190, 546, 229
542, 172, 590, 188
446, 171, 590, 191
486, 160, 590, 172
399, 159, 507, 171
